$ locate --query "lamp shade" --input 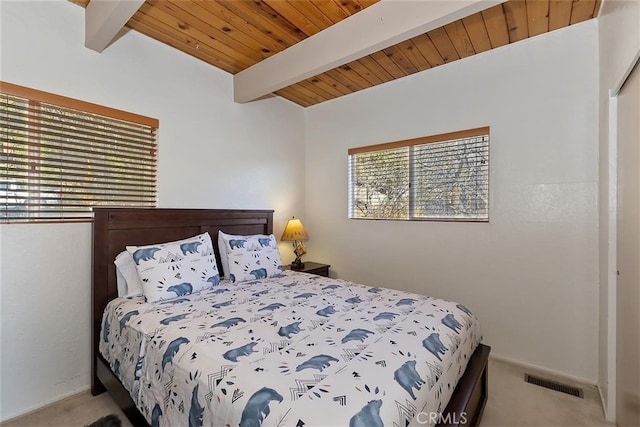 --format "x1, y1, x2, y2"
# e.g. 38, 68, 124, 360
281, 218, 308, 242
